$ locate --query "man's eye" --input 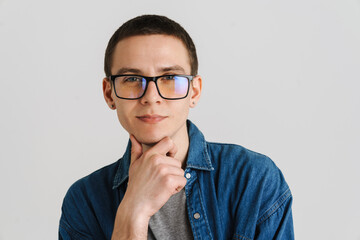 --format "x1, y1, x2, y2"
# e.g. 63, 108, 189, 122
124, 77, 141, 82
162, 75, 176, 80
